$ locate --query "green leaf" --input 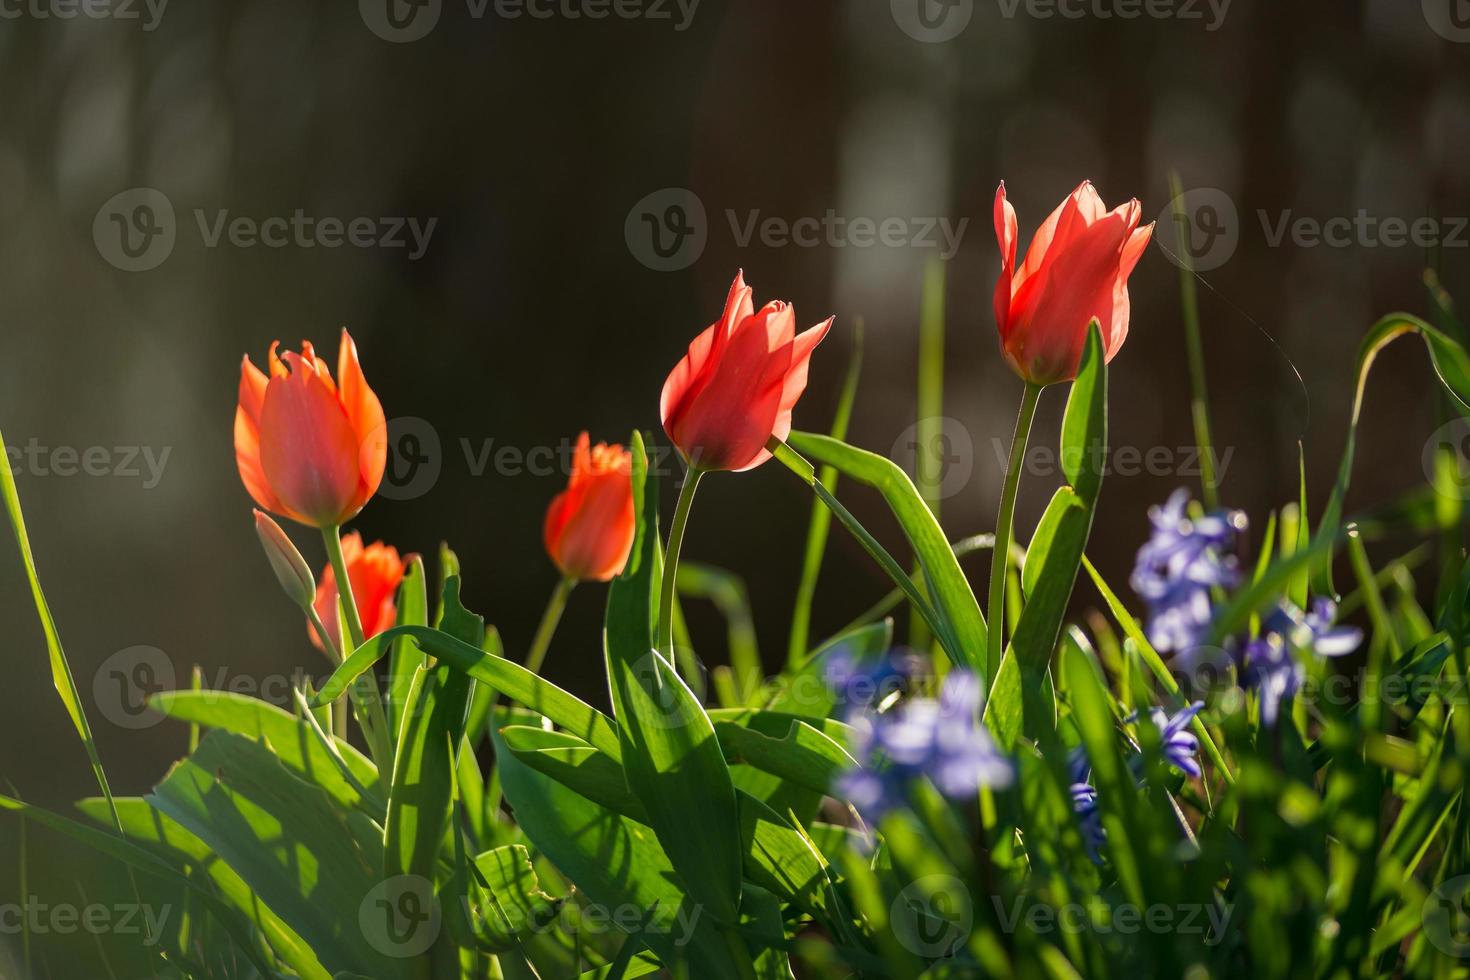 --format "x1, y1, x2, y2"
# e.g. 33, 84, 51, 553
389, 555, 430, 737
78, 796, 330, 980
712, 718, 857, 798
313, 625, 622, 758
1314, 313, 1470, 592
0, 423, 121, 829
385, 578, 479, 889
499, 726, 836, 922
143, 731, 421, 977
493, 728, 749, 979
149, 690, 379, 813
785, 431, 987, 674
605, 432, 744, 925
0, 792, 279, 978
